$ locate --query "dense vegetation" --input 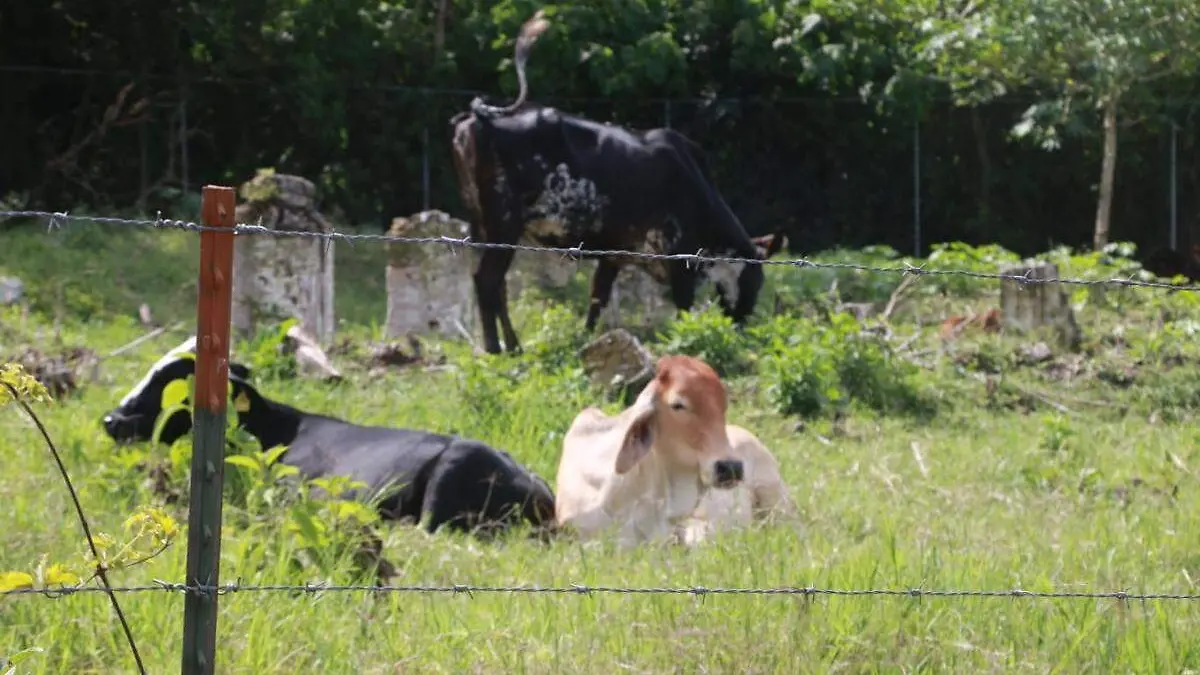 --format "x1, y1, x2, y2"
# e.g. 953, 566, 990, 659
5, 0, 1200, 260
2, 221, 1199, 670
